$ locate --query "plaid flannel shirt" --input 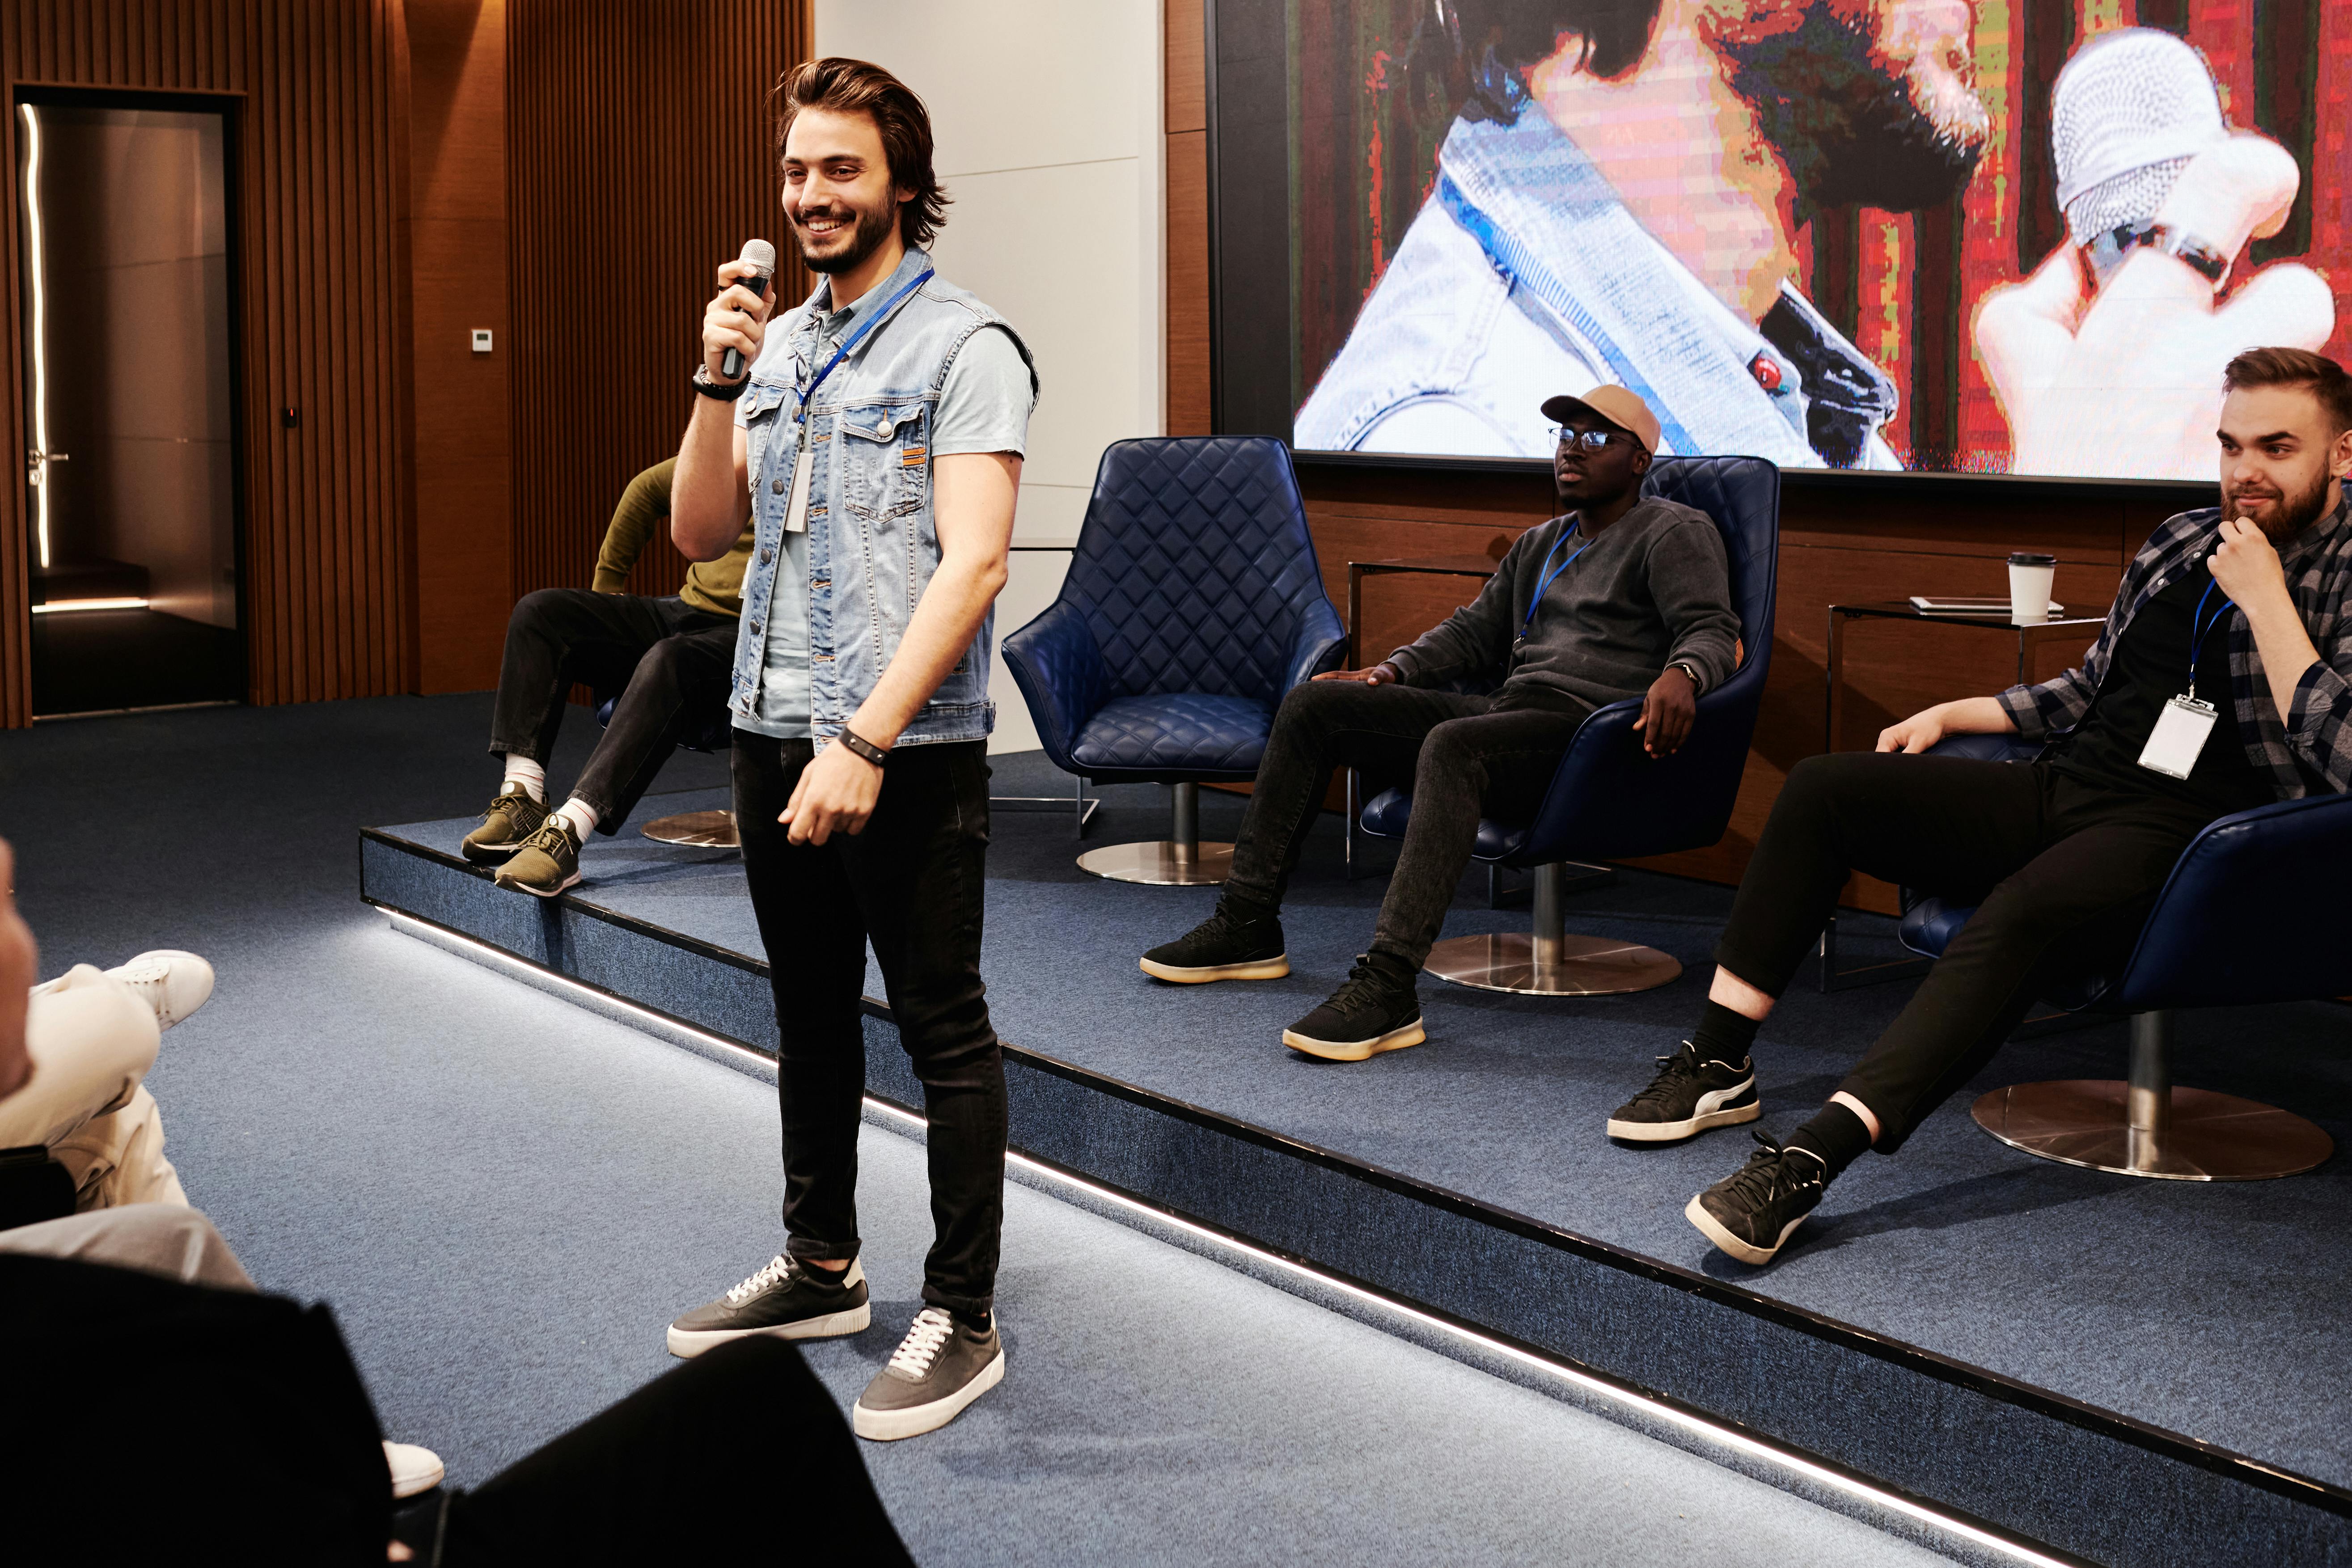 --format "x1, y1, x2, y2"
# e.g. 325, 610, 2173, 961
1997, 495, 2352, 800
